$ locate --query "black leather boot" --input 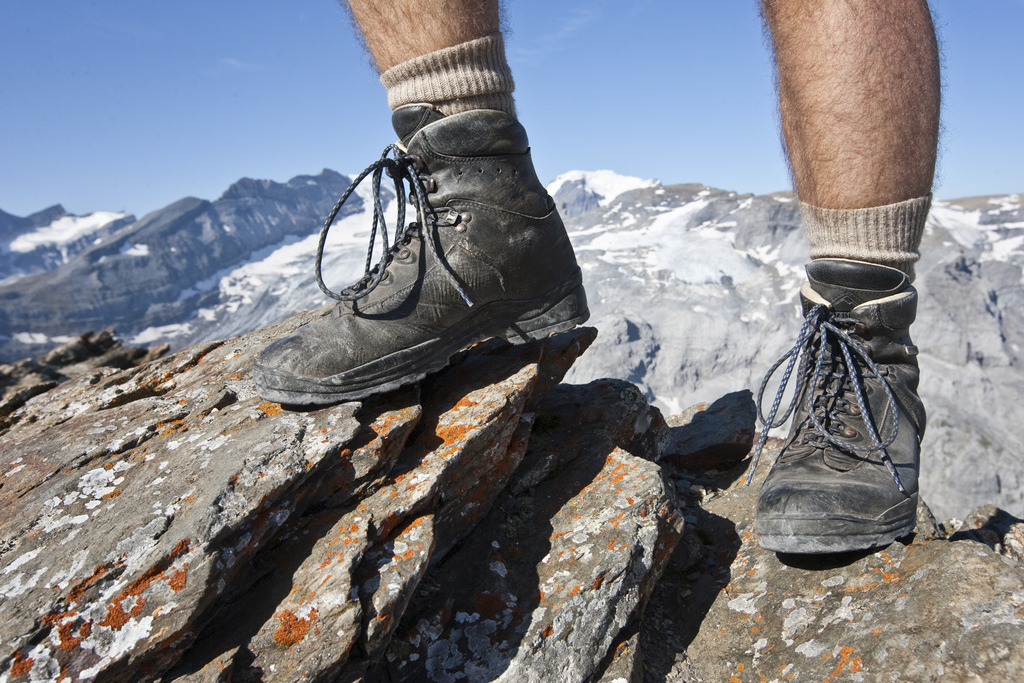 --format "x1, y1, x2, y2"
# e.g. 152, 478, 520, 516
753, 258, 926, 553
254, 106, 588, 404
